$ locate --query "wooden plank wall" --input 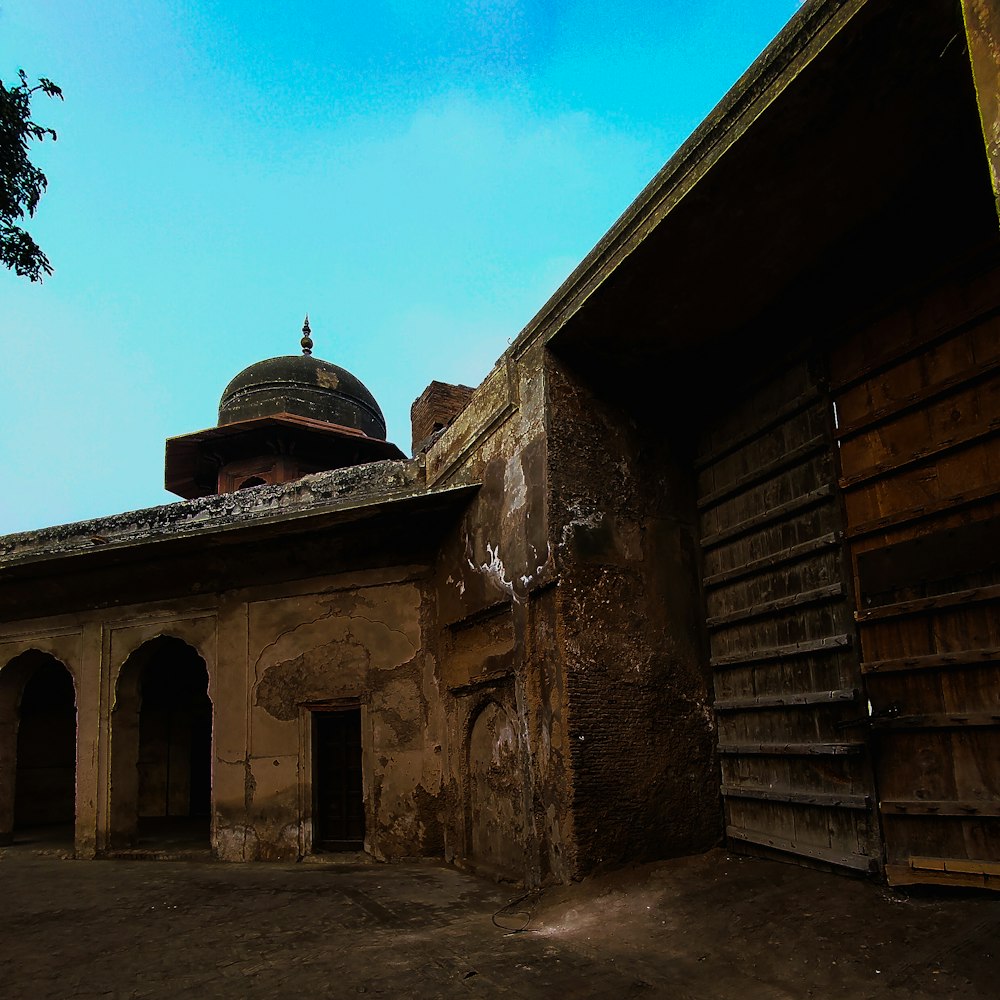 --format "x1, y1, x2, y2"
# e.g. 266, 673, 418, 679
830, 251, 1000, 890
697, 358, 880, 872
